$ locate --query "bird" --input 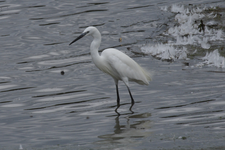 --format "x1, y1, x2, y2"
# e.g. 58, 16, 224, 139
69, 26, 152, 111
